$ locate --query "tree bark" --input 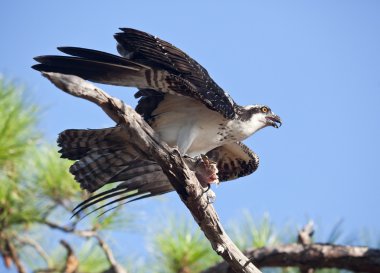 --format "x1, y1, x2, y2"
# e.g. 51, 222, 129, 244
6, 240, 27, 273
201, 243, 380, 273
297, 221, 314, 273
60, 240, 79, 273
